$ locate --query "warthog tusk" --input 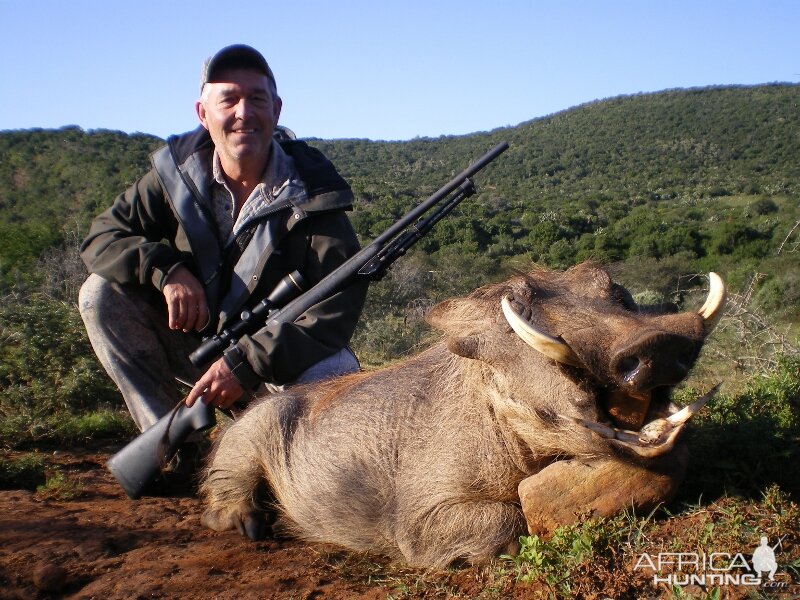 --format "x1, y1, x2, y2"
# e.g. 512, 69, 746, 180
698, 273, 726, 335
501, 296, 582, 367
665, 382, 722, 426
571, 417, 641, 444
571, 382, 722, 457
